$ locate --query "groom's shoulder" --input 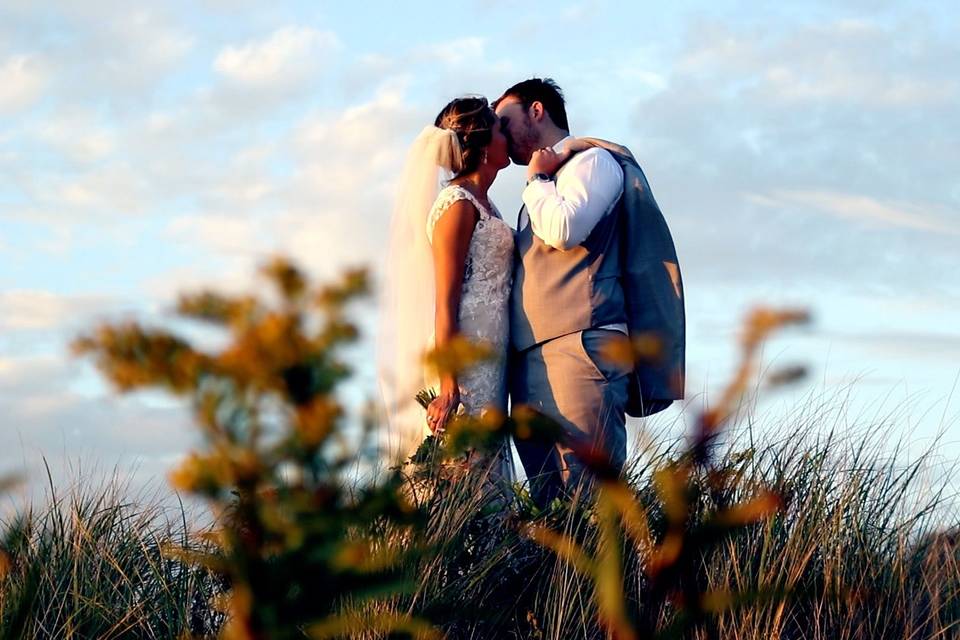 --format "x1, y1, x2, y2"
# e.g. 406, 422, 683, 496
569, 144, 619, 169
567, 144, 624, 185
574, 137, 637, 166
